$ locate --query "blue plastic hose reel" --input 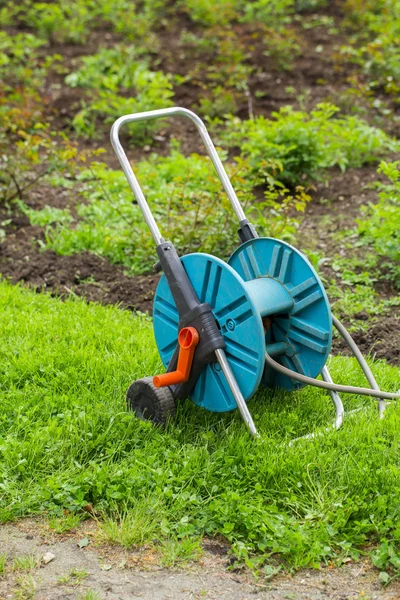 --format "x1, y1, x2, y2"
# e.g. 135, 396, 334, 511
229, 238, 332, 391
153, 237, 332, 413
